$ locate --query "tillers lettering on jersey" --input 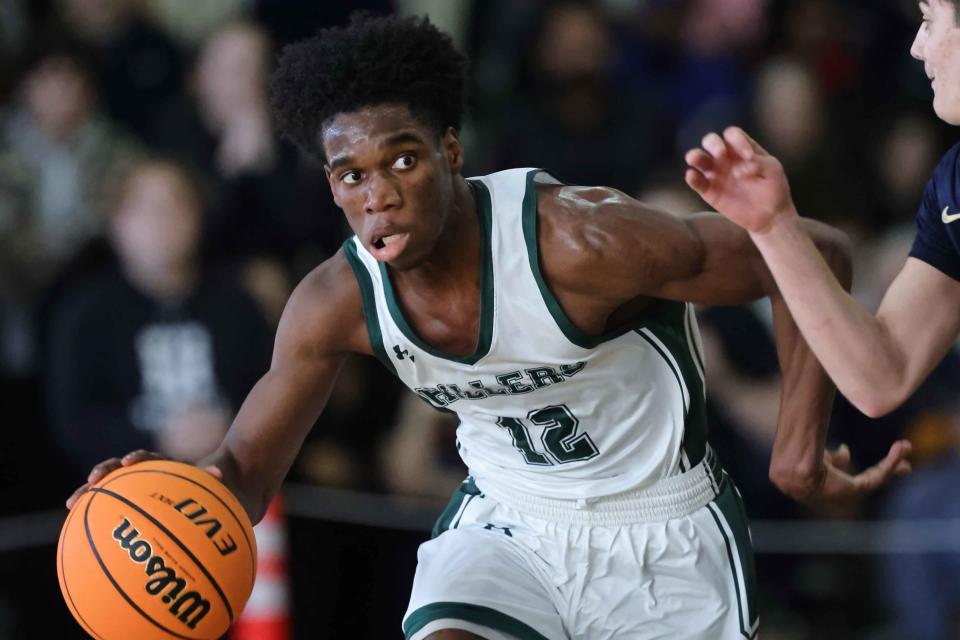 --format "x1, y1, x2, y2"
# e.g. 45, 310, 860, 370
343, 169, 708, 499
